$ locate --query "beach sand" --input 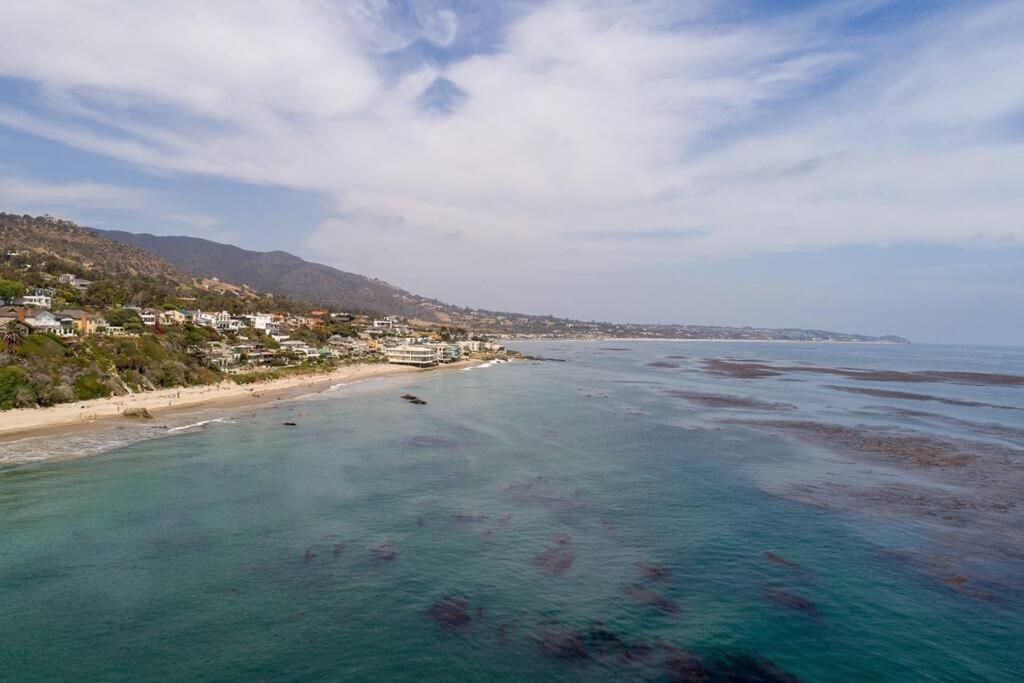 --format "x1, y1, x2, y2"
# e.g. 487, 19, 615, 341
0, 360, 477, 445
